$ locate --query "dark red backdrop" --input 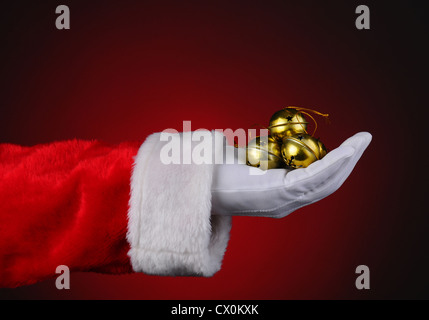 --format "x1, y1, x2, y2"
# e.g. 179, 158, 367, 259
0, 0, 427, 299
